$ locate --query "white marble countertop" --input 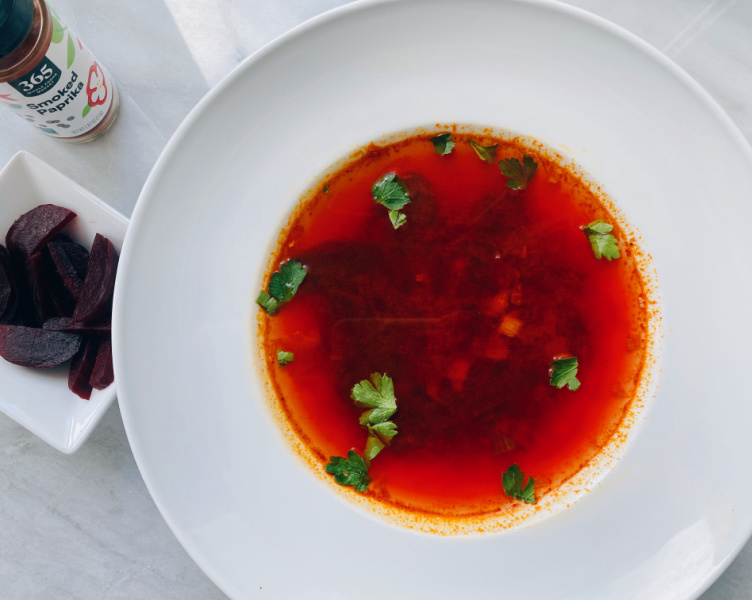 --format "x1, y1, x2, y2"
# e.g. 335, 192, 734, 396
1, 0, 751, 598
